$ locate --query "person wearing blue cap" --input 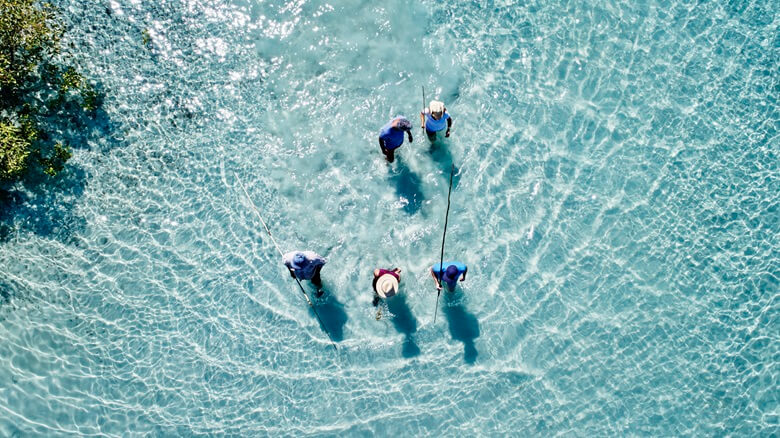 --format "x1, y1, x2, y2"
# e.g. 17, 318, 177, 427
430, 261, 467, 292
283, 250, 327, 297
378, 116, 413, 163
